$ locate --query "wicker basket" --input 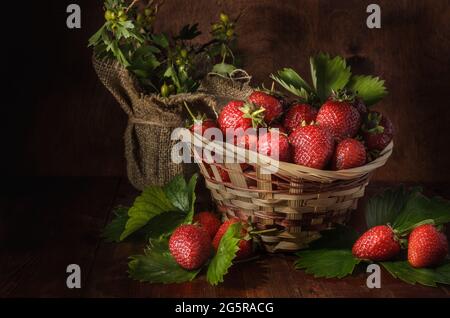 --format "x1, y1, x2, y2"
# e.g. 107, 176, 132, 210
190, 132, 393, 252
